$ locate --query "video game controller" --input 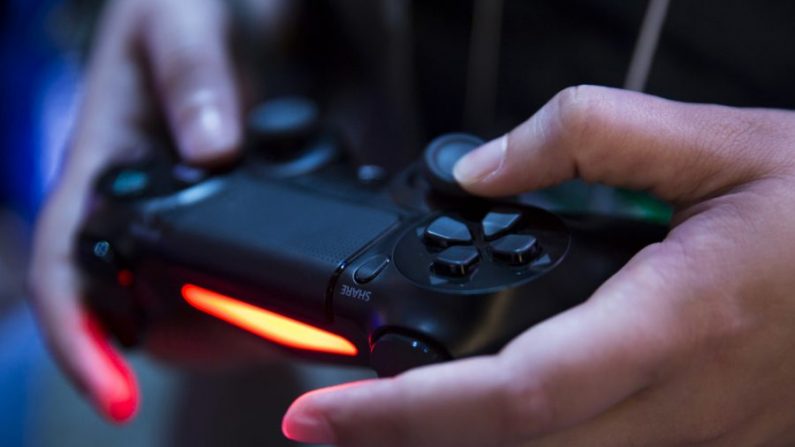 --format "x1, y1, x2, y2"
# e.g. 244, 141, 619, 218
78, 96, 666, 377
